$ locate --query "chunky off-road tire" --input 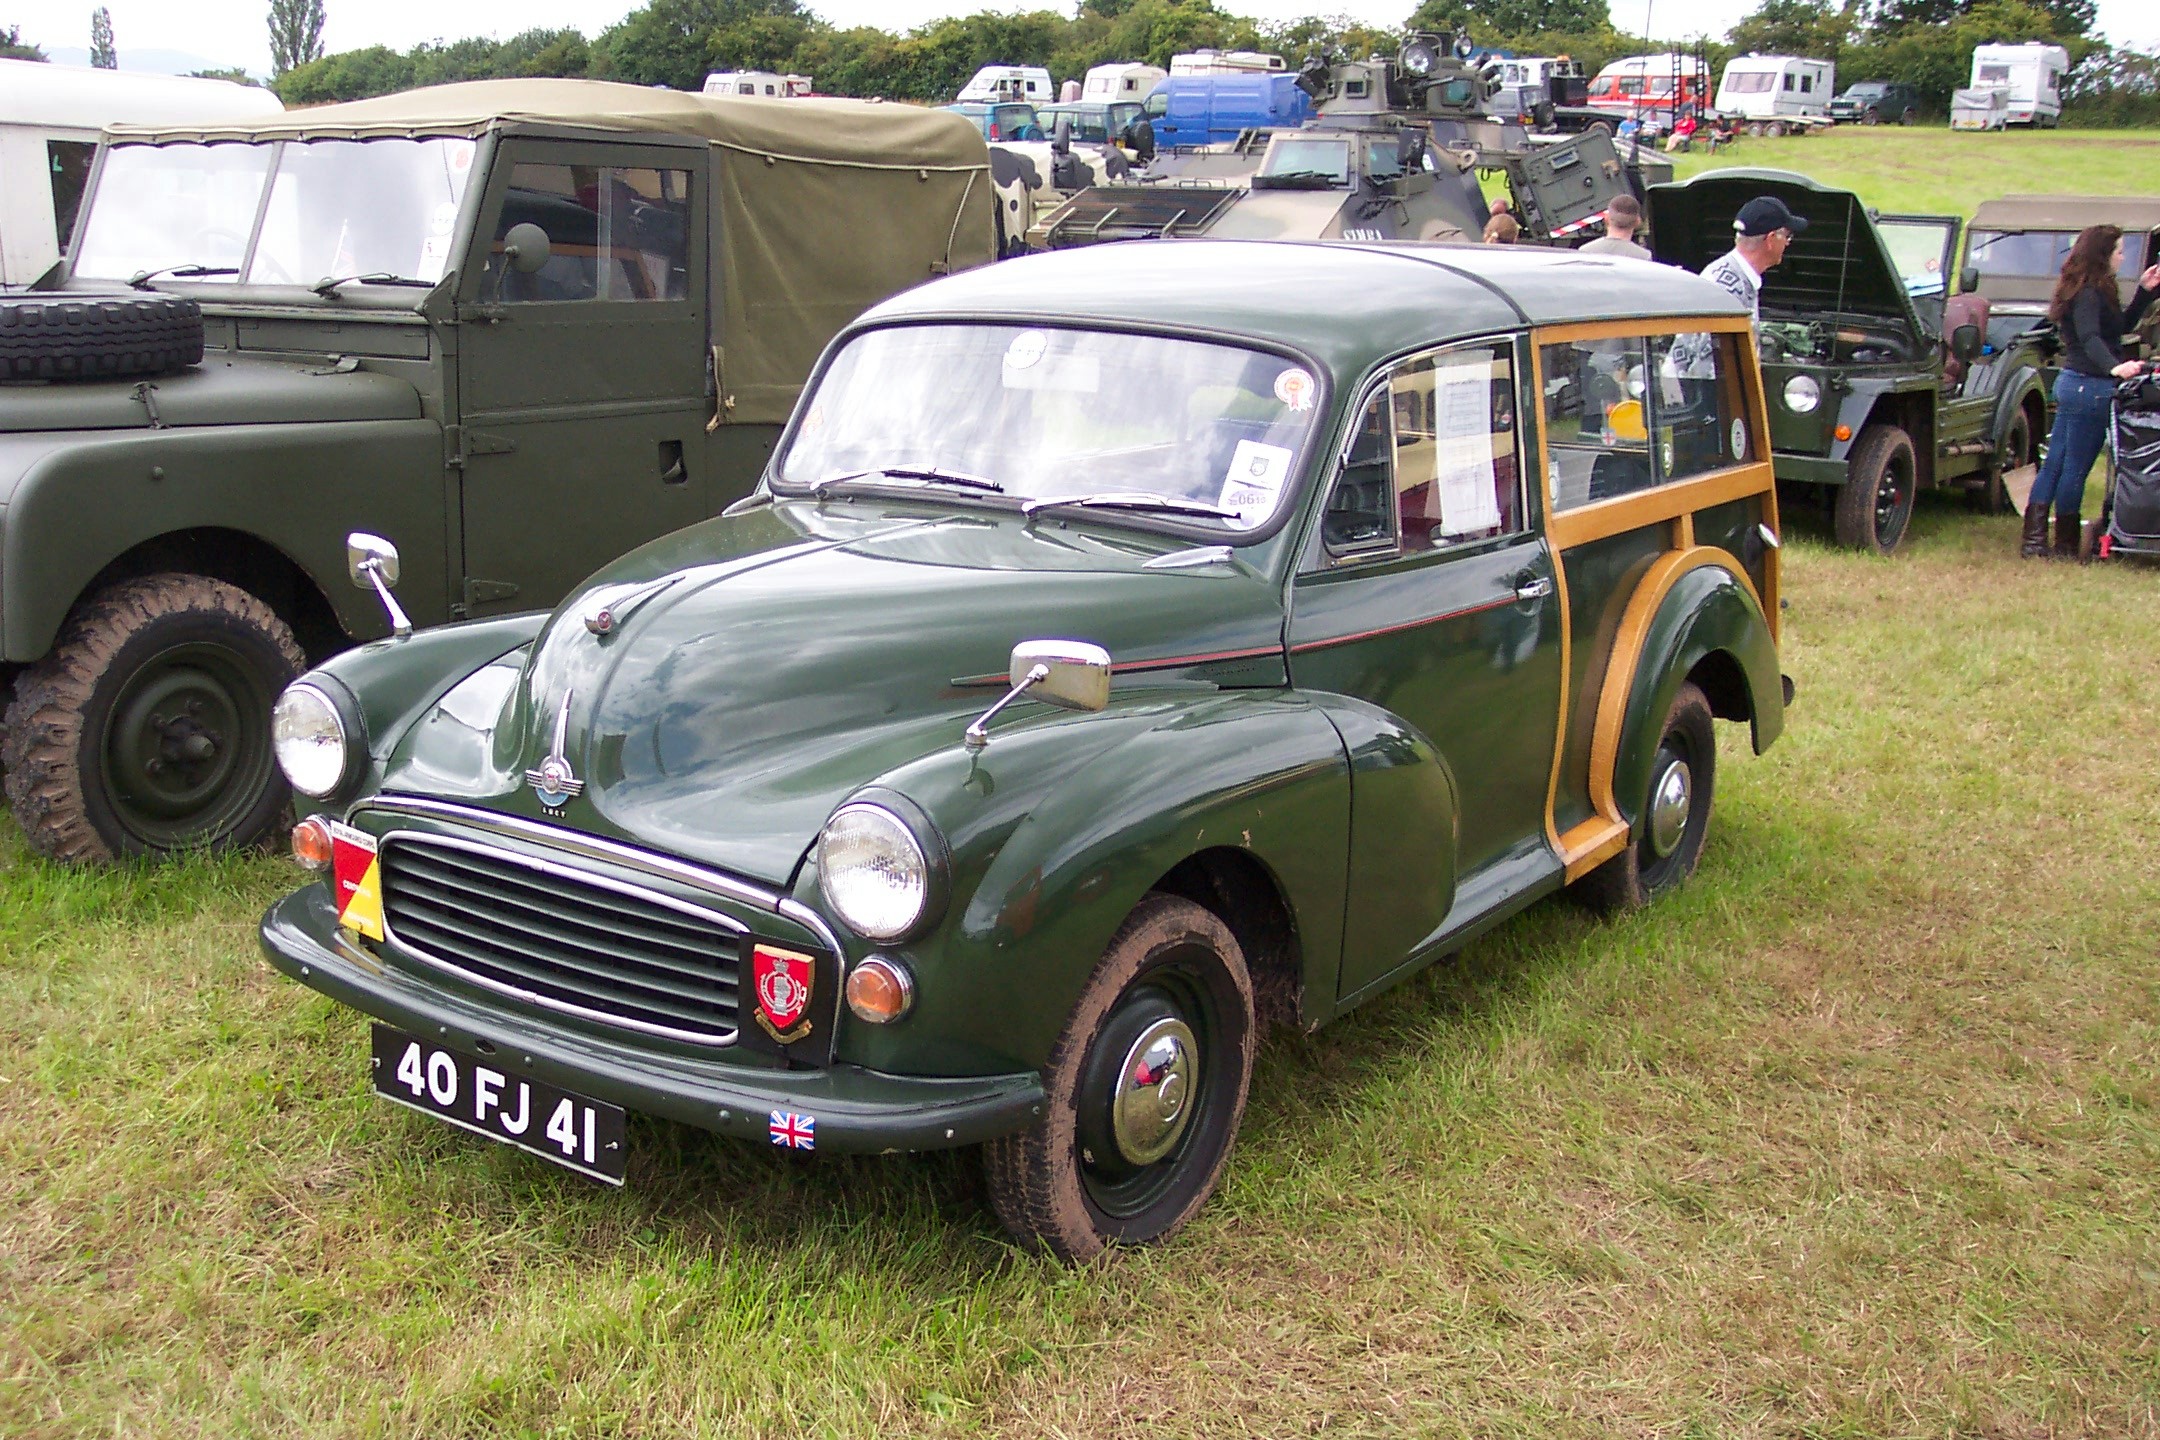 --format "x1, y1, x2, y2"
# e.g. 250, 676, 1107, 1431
1834, 423, 1918, 554
0, 293, 204, 383
1969, 405, 2033, 515
1575, 682, 1717, 914
983, 894, 1256, 1263
3, 574, 304, 862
